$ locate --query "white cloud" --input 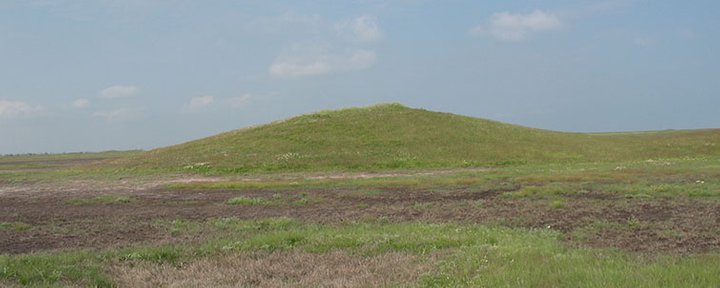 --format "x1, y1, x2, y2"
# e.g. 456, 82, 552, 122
0, 100, 43, 119
92, 108, 134, 122
99, 85, 139, 99
73, 98, 90, 109
226, 95, 251, 109
270, 49, 376, 78
181, 95, 215, 113
337, 15, 383, 43
470, 10, 561, 41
